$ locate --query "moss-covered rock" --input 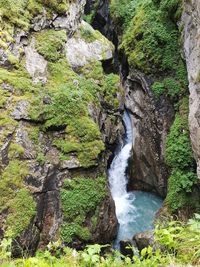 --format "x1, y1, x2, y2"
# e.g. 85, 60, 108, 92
0, 0, 122, 252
